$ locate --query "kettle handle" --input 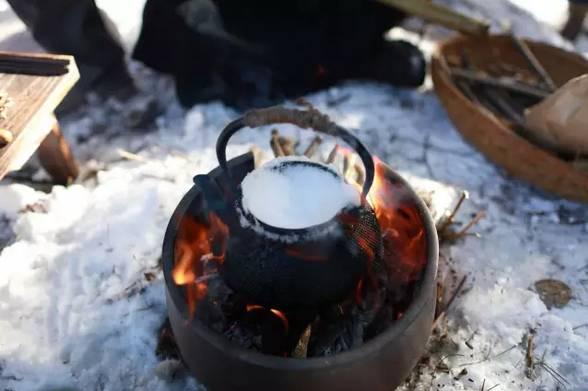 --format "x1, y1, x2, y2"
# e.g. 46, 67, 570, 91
216, 105, 375, 198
